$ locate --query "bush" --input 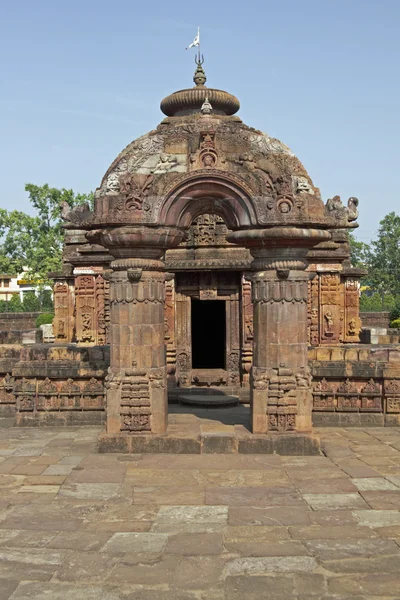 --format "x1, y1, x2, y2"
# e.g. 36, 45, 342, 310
390, 301, 400, 322
8, 295, 23, 312
21, 292, 41, 312
36, 313, 54, 327
390, 318, 400, 329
